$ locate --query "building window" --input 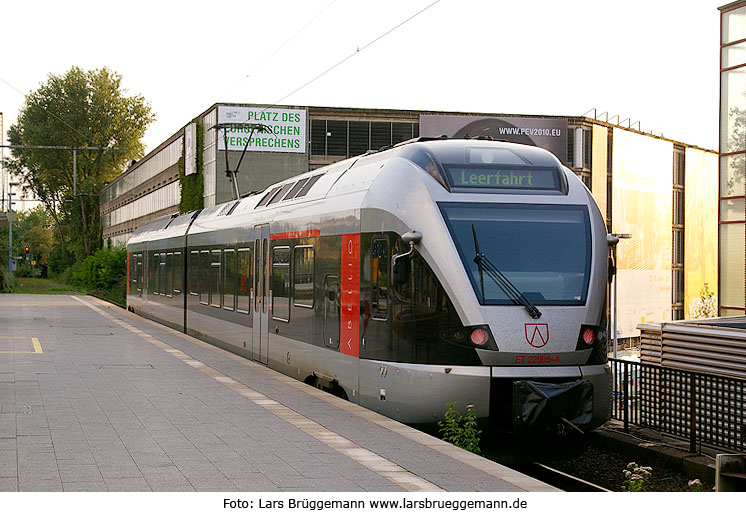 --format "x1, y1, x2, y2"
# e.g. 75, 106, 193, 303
293, 246, 314, 308
569, 126, 592, 170
720, 5, 746, 314
371, 122, 392, 150
672, 148, 685, 319
393, 122, 415, 145
272, 247, 291, 321
349, 121, 370, 156
327, 120, 347, 157
310, 119, 418, 161
311, 119, 326, 156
